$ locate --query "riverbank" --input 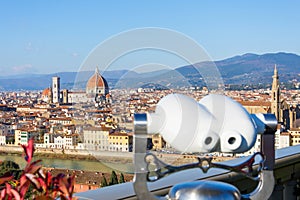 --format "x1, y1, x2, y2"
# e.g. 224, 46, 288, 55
0, 150, 100, 161
0, 146, 233, 166
0, 145, 133, 164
